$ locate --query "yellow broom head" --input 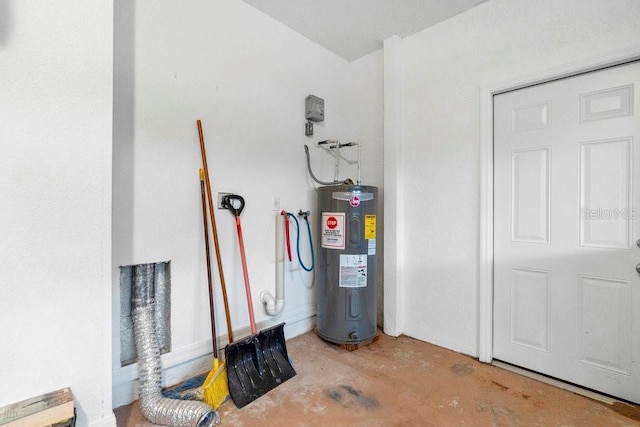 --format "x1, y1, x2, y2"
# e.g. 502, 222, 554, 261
203, 358, 229, 409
